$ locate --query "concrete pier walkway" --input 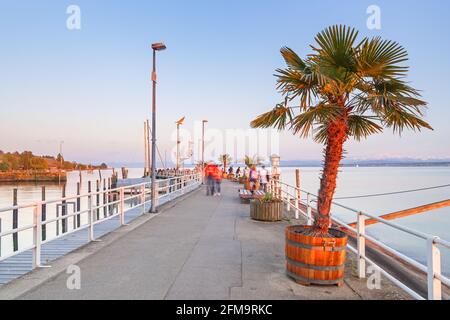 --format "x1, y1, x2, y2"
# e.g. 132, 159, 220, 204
6, 181, 407, 300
